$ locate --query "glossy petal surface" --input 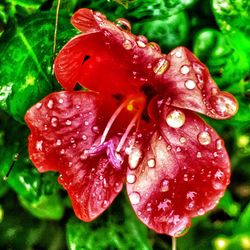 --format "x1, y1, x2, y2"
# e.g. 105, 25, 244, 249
127, 103, 230, 236
25, 91, 126, 221
54, 9, 237, 120
159, 47, 238, 119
